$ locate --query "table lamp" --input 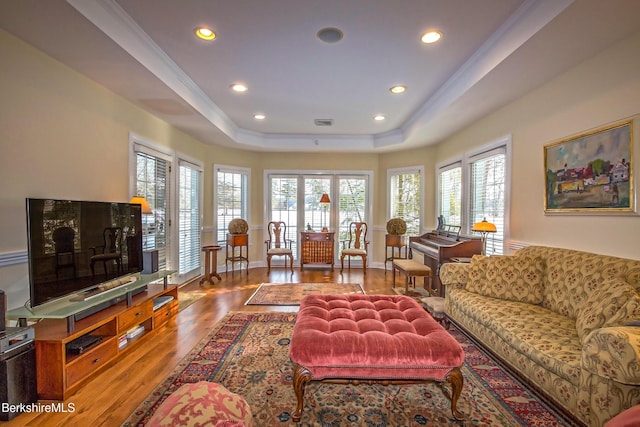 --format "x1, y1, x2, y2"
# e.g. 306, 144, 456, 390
319, 193, 330, 232
472, 218, 496, 255
129, 195, 152, 214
